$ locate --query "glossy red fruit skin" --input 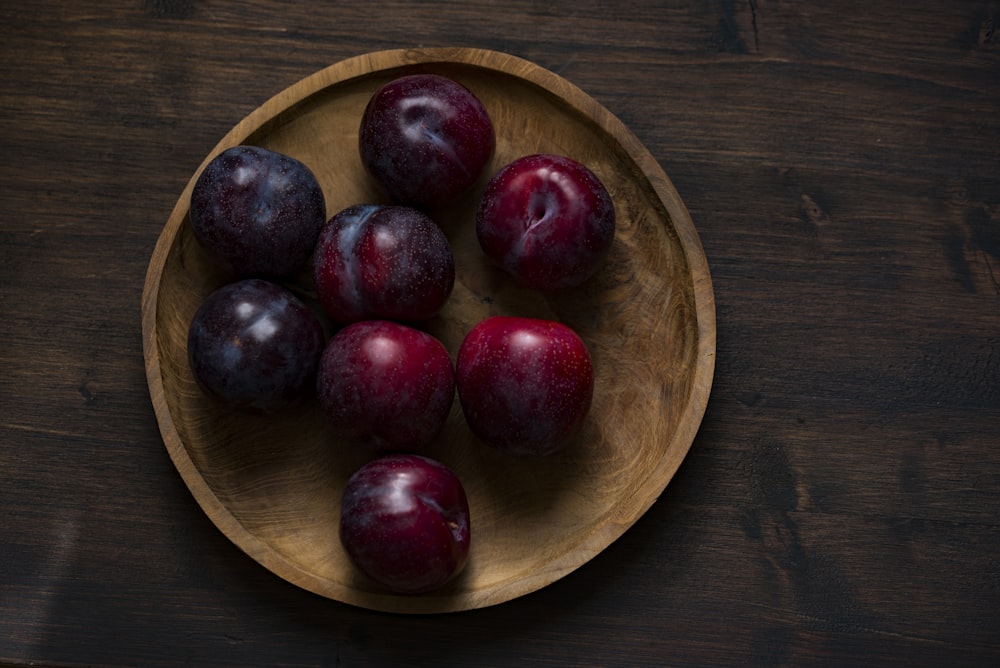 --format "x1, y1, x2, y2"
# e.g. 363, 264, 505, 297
316, 320, 455, 452
476, 153, 615, 290
339, 454, 471, 595
312, 204, 455, 324
189, 145, 326, 278
359, 74, 495, 209
187, 279, 325, 412
456, 316, 595, 456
